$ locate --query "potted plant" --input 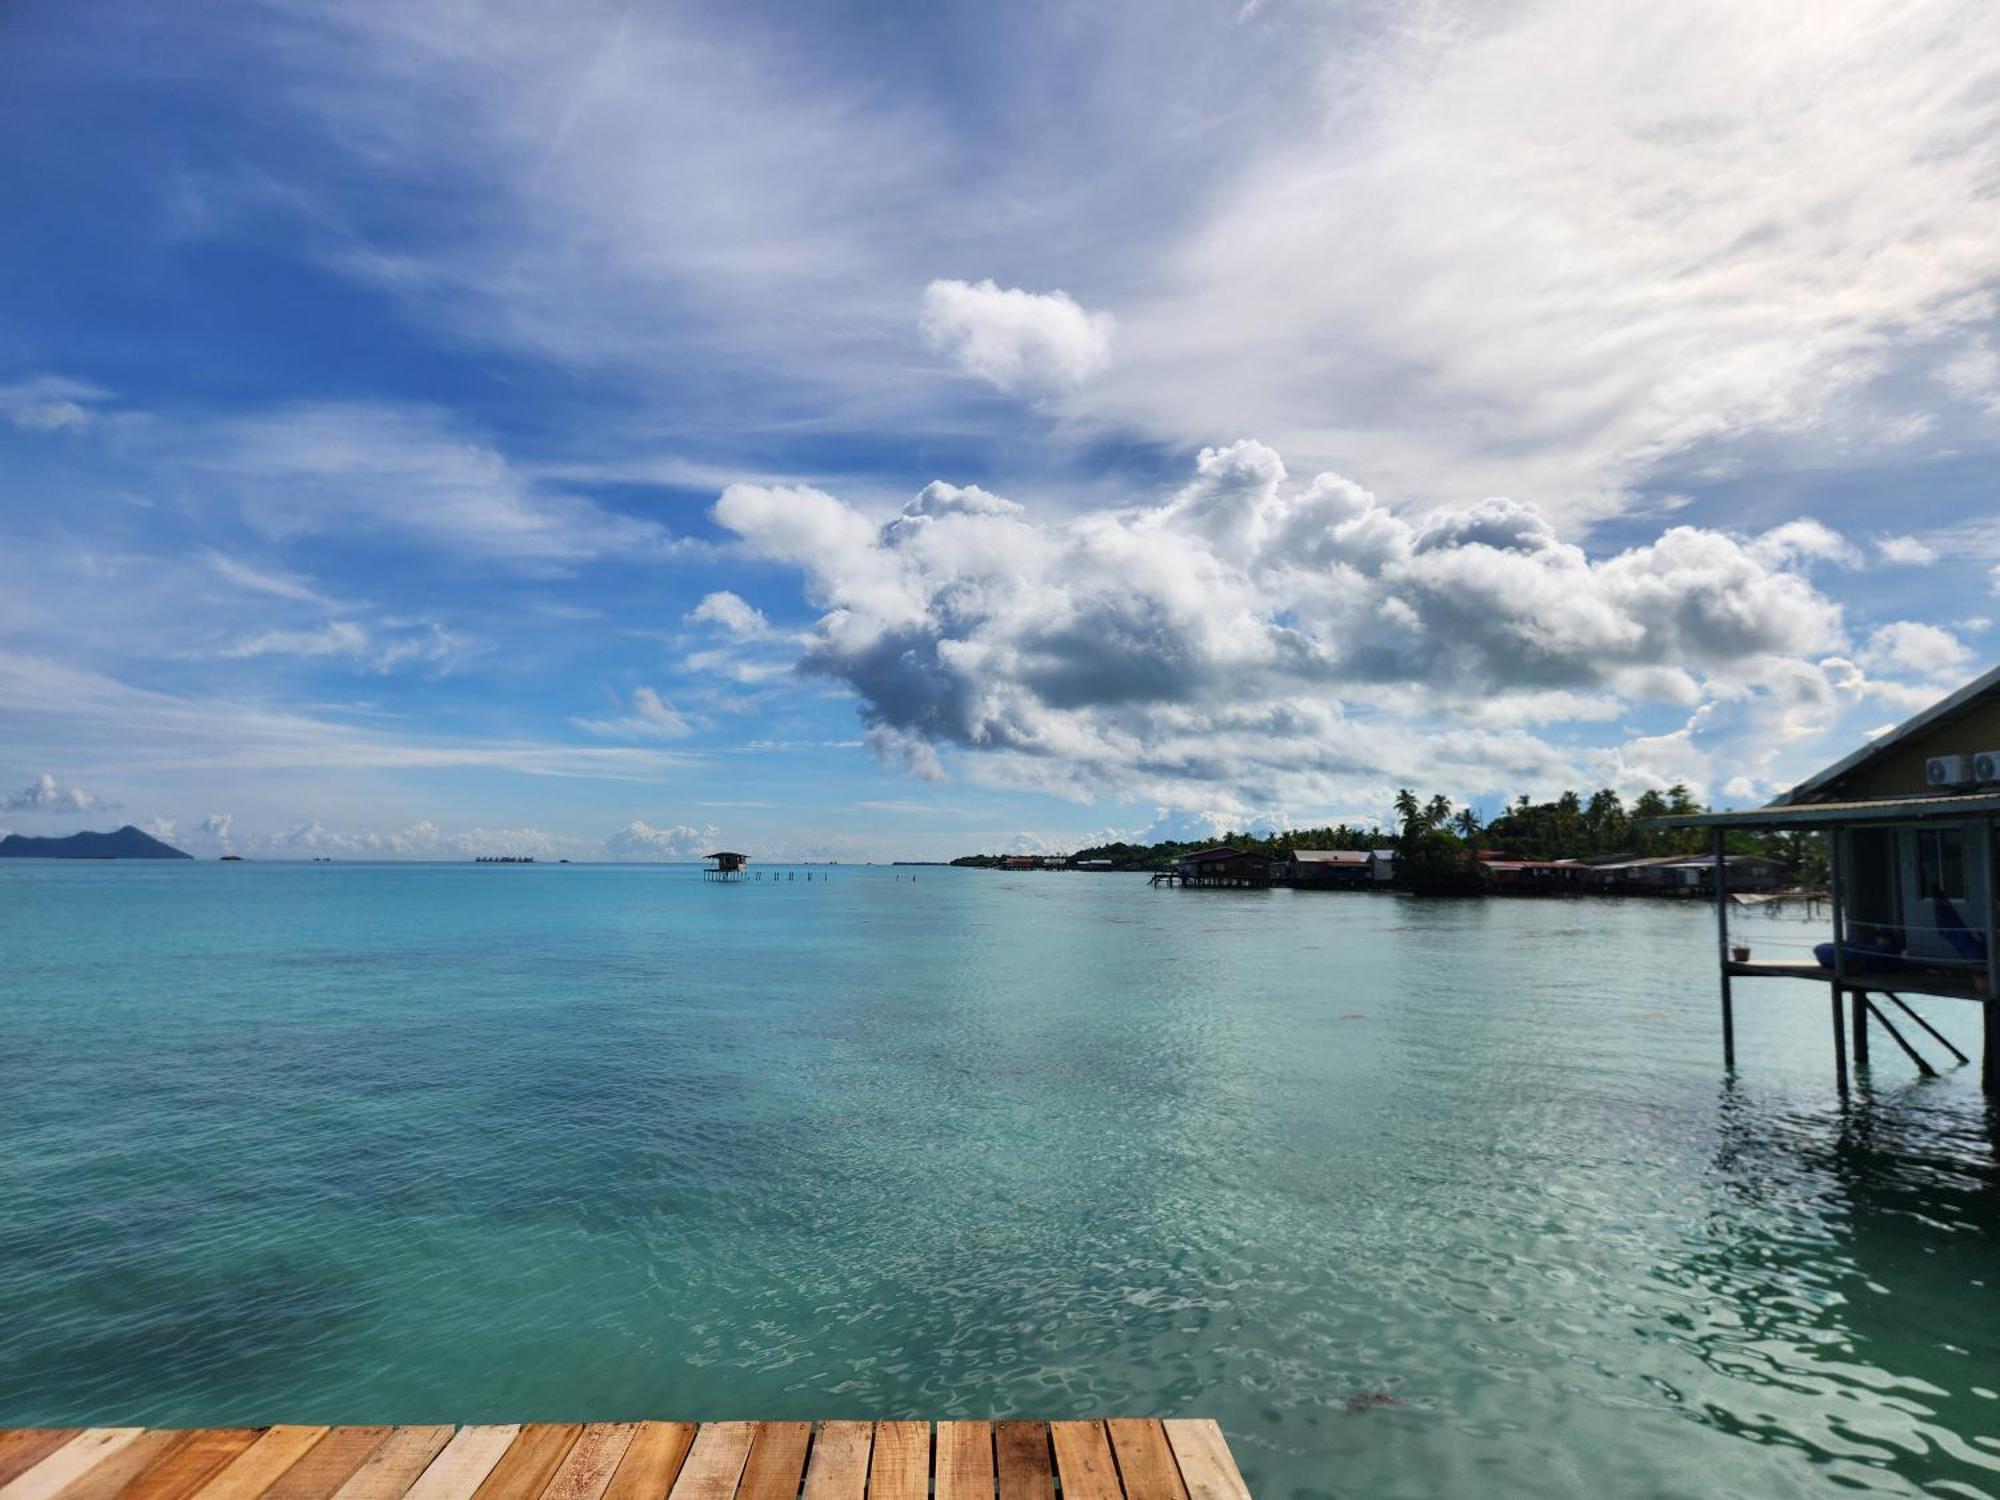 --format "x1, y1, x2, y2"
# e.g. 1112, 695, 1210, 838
1731, 943, 1751, 962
